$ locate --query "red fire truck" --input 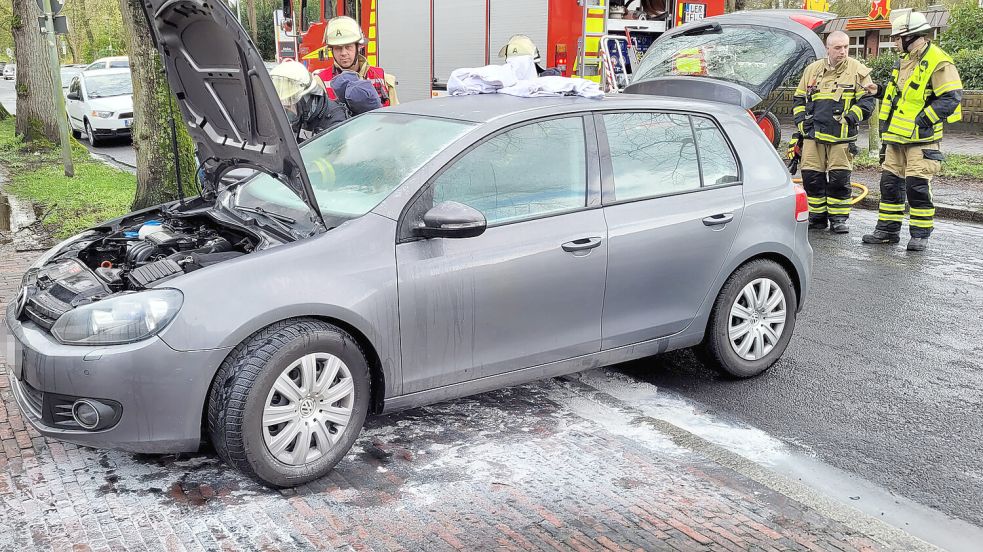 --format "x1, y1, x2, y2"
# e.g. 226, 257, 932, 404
279, 0, 725, 102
